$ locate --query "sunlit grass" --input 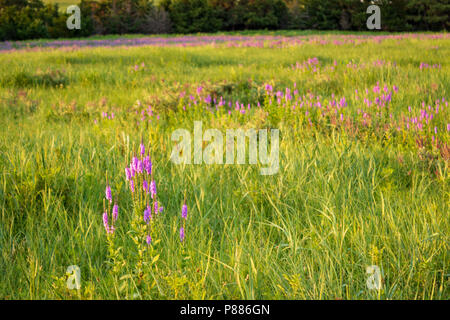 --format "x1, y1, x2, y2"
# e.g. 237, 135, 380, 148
0, 32, 448, 299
